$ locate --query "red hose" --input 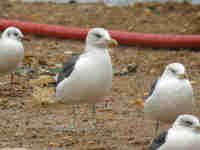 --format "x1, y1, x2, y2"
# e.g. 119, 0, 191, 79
0, 19, 200, 48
